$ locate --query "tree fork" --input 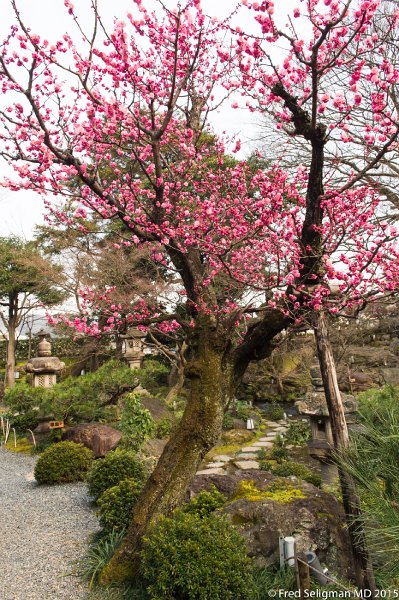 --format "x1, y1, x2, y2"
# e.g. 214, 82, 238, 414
313, 310, 376, 595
